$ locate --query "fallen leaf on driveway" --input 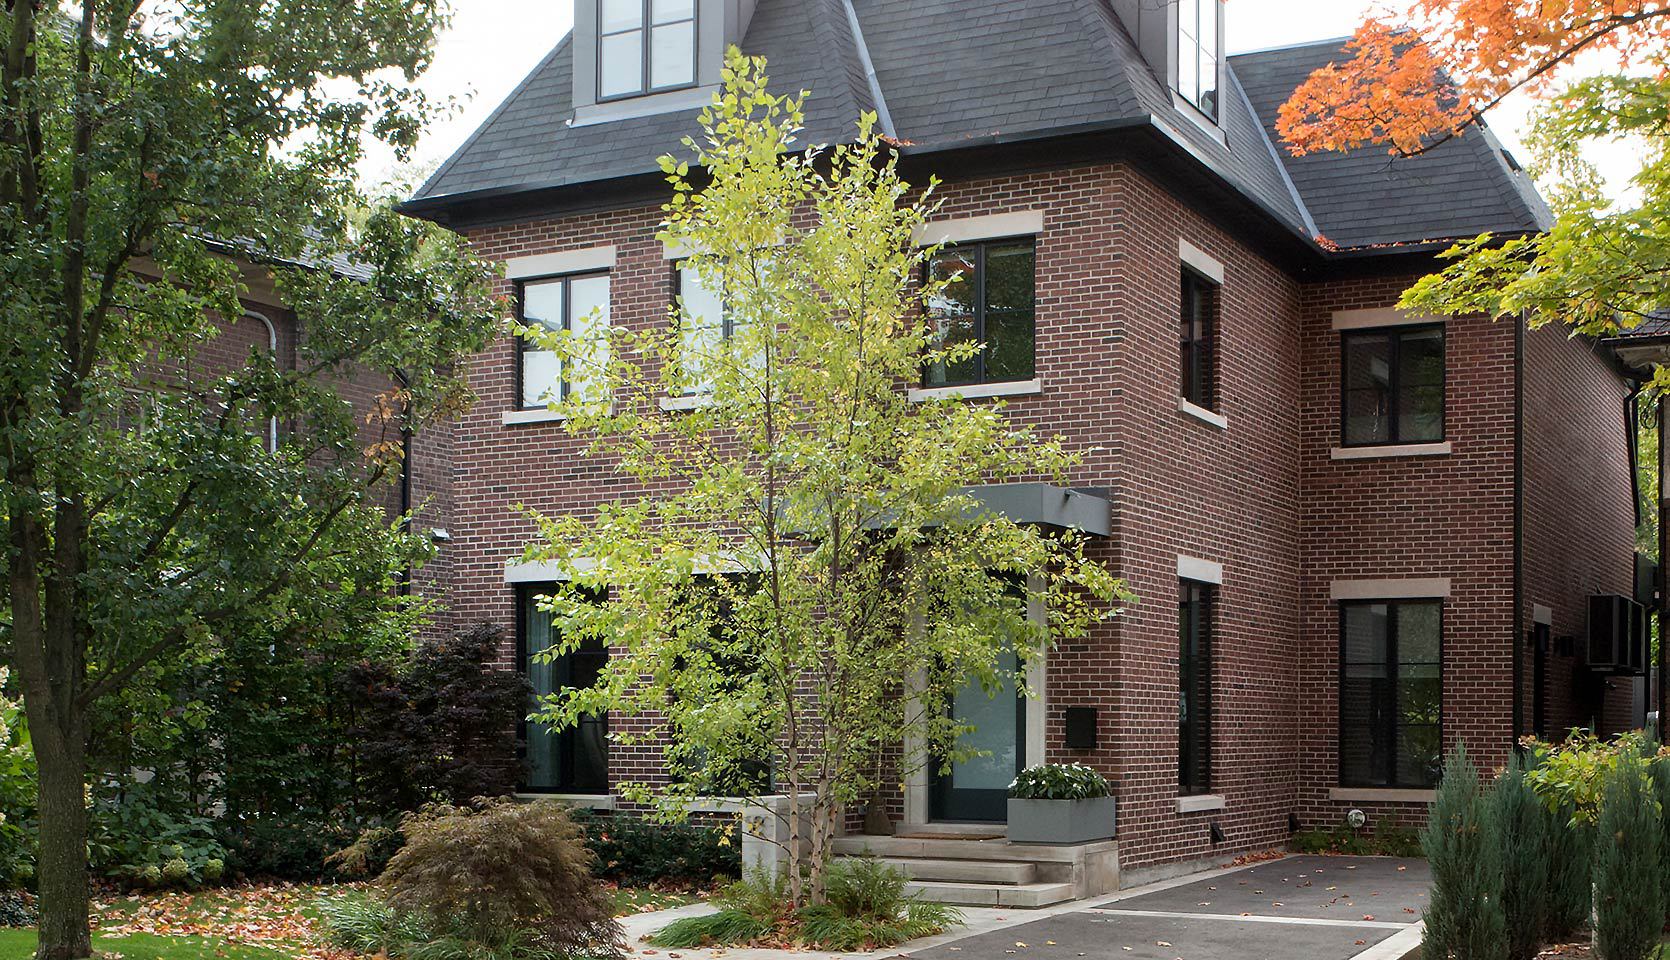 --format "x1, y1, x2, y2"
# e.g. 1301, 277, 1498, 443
1363, 915, 1376, 921
1156, 941, 1172, 948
